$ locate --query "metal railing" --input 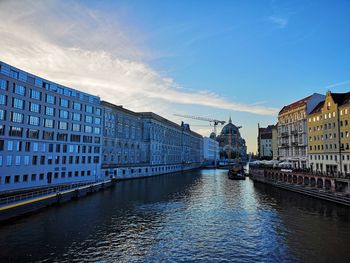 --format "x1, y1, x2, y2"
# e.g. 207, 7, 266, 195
0, 181, 94, 206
